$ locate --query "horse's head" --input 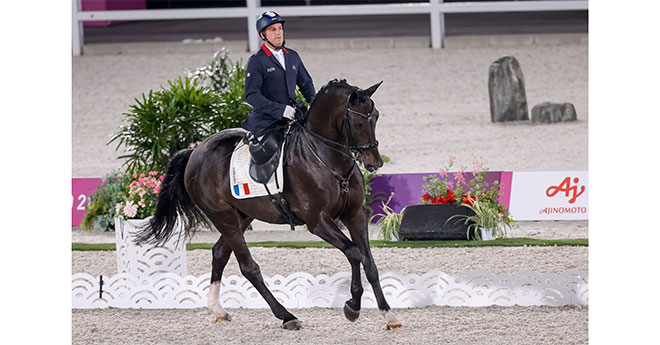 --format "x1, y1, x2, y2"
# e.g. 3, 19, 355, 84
306, 79, 385, 172
344, 81, 384, 172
